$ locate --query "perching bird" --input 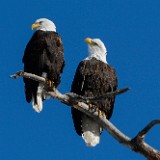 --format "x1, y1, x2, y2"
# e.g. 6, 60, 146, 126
71, 38, 117, 147
22, 18, 65, 112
